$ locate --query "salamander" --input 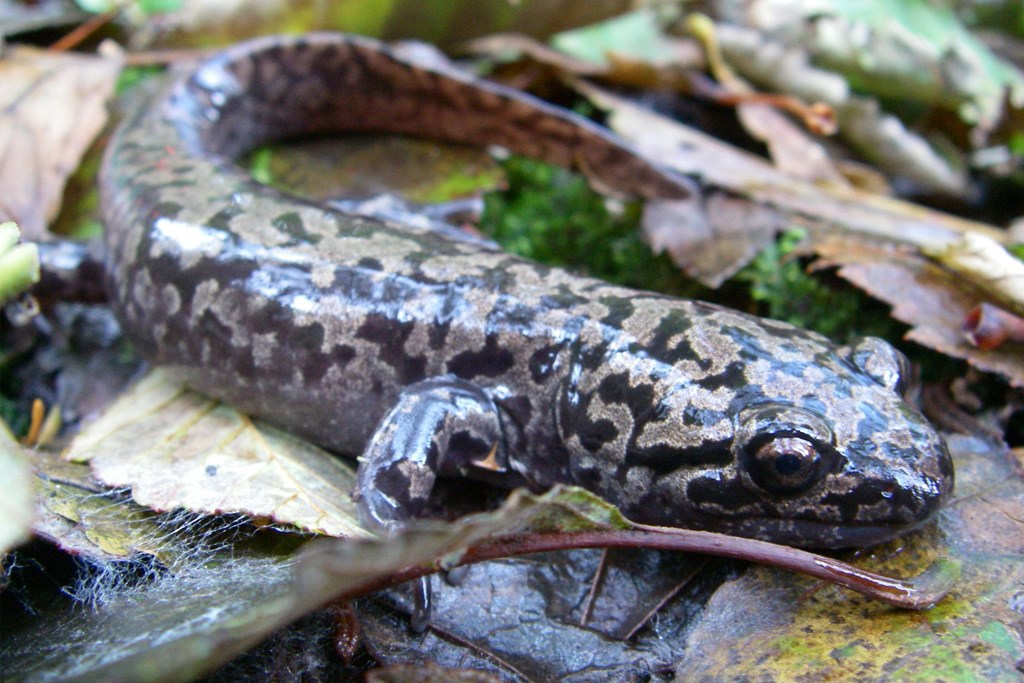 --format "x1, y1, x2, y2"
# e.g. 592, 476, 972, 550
100, 33, 953, 553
